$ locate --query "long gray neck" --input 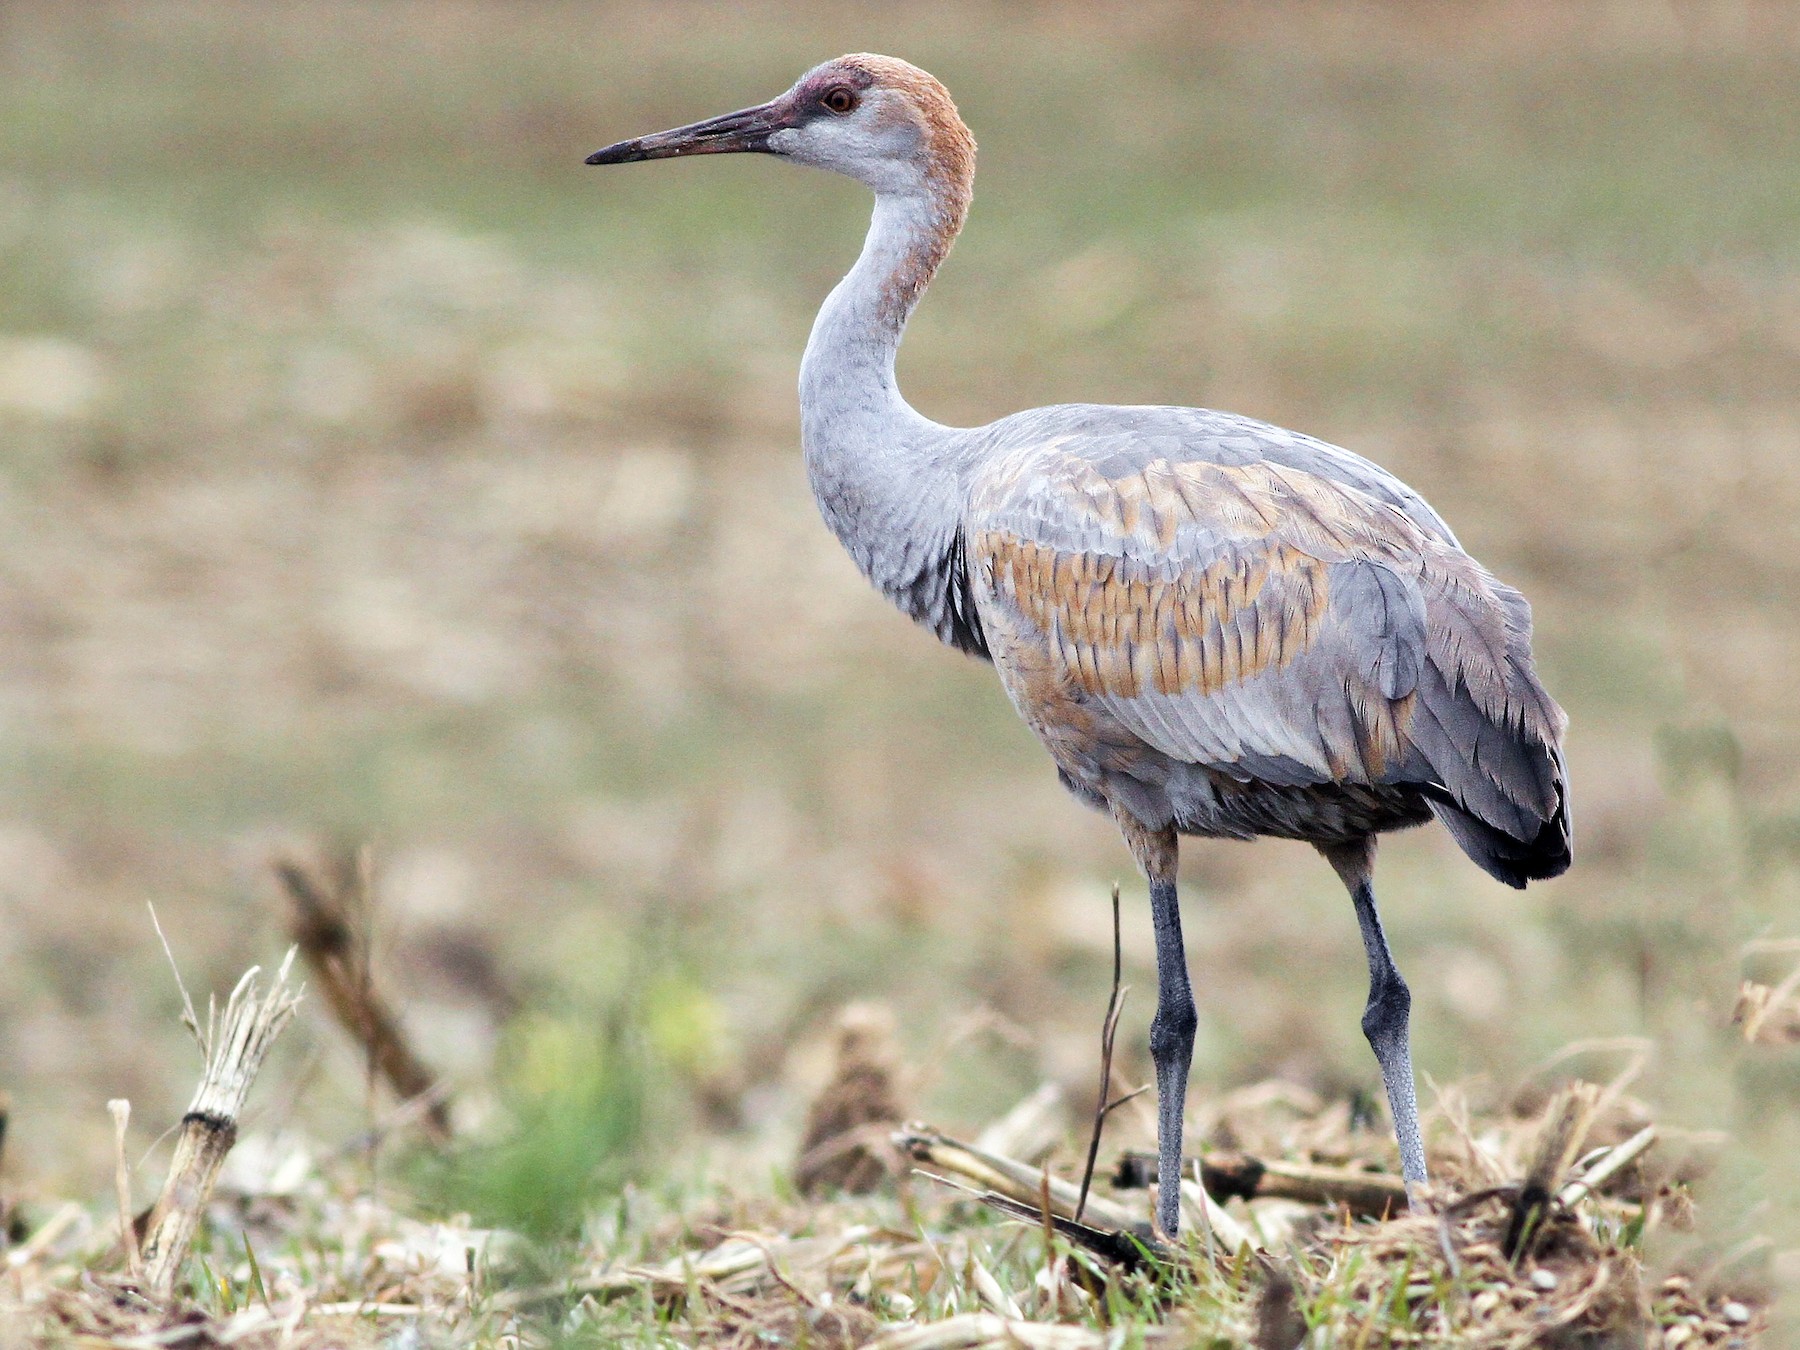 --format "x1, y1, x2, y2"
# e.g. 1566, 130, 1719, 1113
799, 189, 987, 656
